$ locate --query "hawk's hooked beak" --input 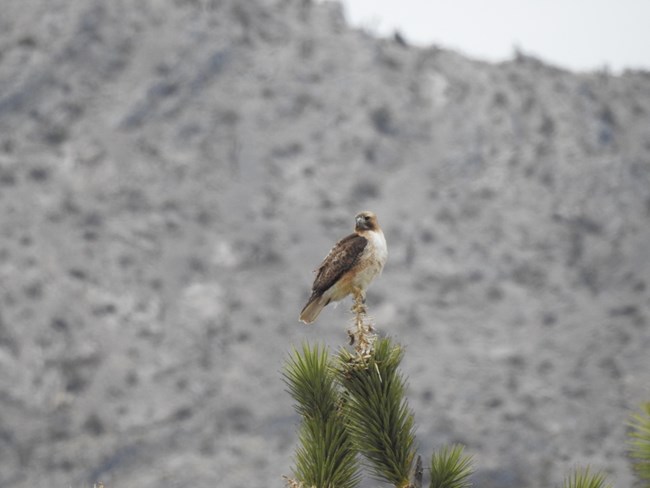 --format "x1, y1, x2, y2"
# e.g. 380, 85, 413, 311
356, 214, 370, 230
